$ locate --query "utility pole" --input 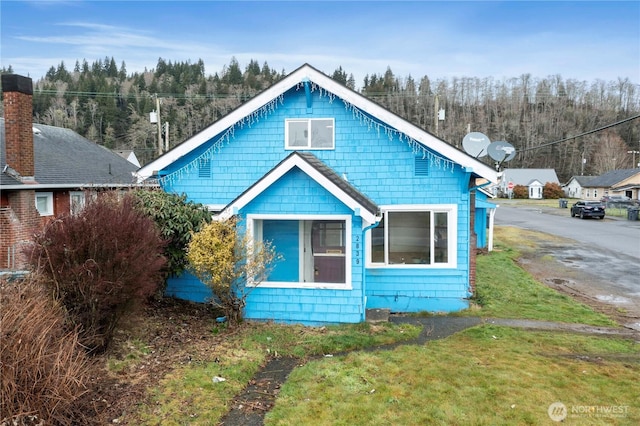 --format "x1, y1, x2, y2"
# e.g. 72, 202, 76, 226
155, 95, 162, 156
164, 122, 170, 152
434, 94, 439, 137
628, 150, 639, 168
